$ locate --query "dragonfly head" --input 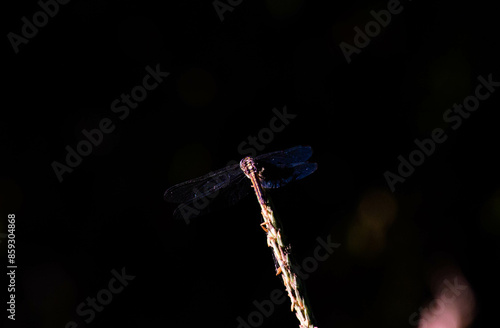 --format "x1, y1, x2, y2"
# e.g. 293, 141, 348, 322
239, 157, 258, 178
